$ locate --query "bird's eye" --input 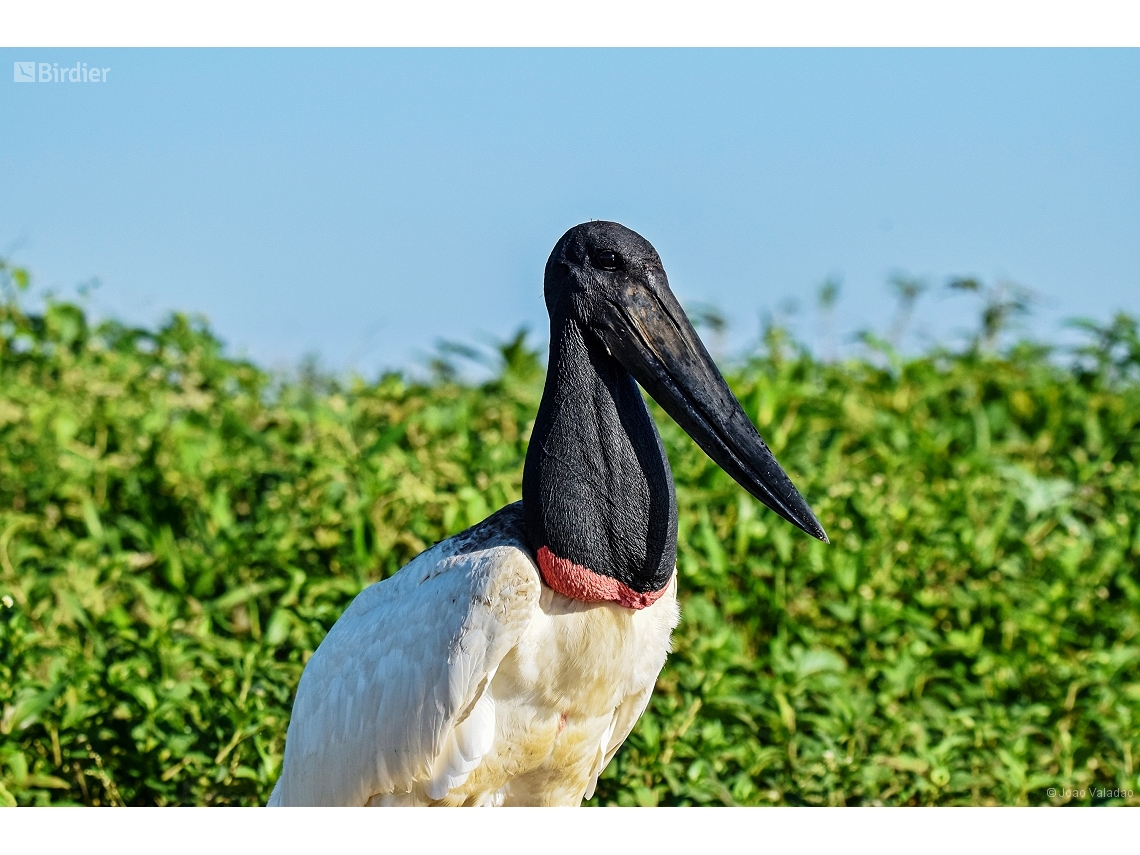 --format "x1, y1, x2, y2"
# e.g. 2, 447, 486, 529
594, 250, 621, 271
